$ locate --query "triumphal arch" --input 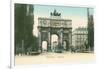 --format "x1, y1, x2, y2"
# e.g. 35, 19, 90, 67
38, 10, 72, 52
